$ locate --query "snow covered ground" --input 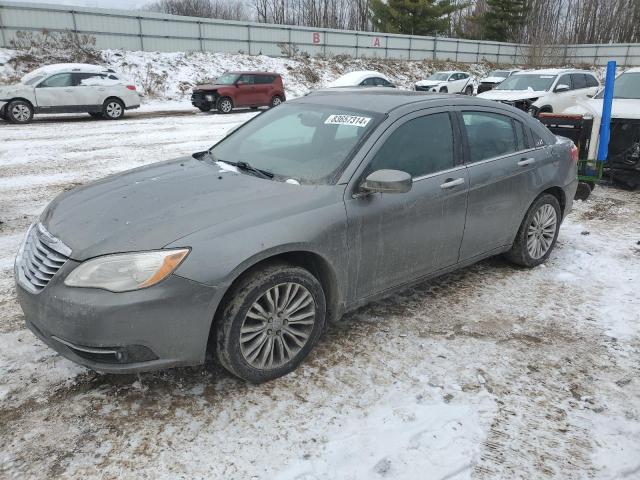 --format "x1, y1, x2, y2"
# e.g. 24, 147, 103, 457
1, 107, 639, 480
